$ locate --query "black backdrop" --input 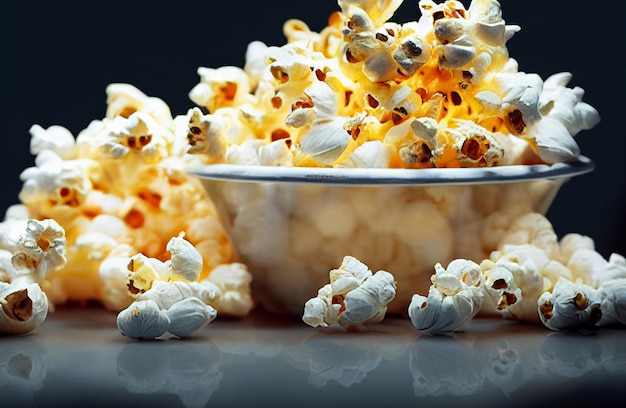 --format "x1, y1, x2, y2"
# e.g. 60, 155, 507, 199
3, 0, 624, 258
